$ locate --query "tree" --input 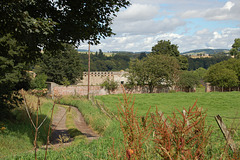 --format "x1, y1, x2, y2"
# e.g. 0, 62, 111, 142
151, 40, 180, 57
230, 38, 240, 58
138, 52, 147, 60
194, 67, 207, 84
30, 73, 48, 90
100, 78, 119, 94
151, 40, 188, 70
0, 0, 130, 112
178, 71, 199, 92
204, 63, 239, 89
128, 54, 180, 93
40, 43, 83, 85
0, 34, 31, 117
